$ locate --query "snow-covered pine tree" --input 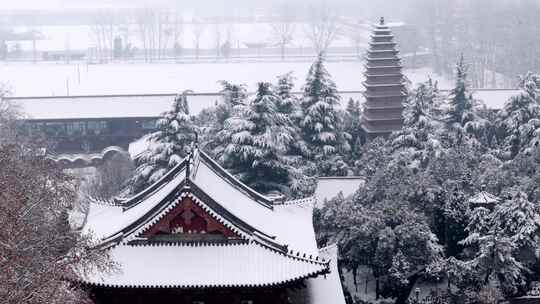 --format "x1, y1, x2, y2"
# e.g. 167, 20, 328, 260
273, 73, 318, 196
446, 55, 489, 145
497, 73, 540, 158
452, 233, 526, 297
130, 93, 197, 193
216, 80, 248, 125
491, 192, 540, 250
219, 80, 248, 106
300, 53, 351, 176
274, 72, 298, 115
447, 55, 473, 125
218, 82, 298, 194
391, 78, 442, 167
457, 192, 539, 297
202, 81, 249, 155
461, 207, 492, 246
